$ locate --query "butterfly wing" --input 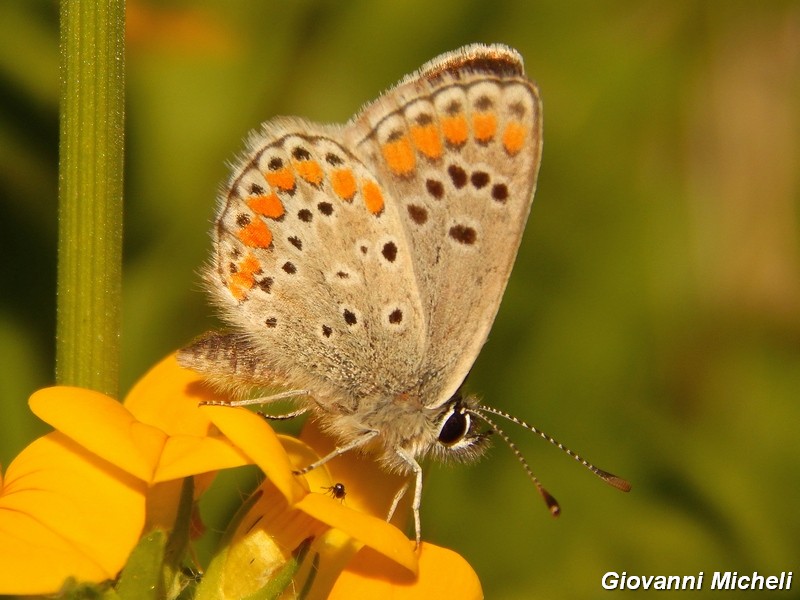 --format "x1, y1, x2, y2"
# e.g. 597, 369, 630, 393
196, 118, 428, 404
344, 44, 542, 407
181, 45, 540, 412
